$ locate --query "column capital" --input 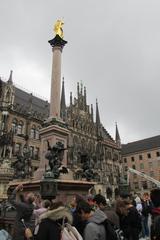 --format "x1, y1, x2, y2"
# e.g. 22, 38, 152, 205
48, 35, 67, 49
